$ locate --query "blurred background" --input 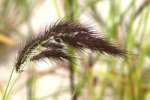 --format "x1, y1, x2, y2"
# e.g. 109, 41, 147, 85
0, 0, 150, 100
